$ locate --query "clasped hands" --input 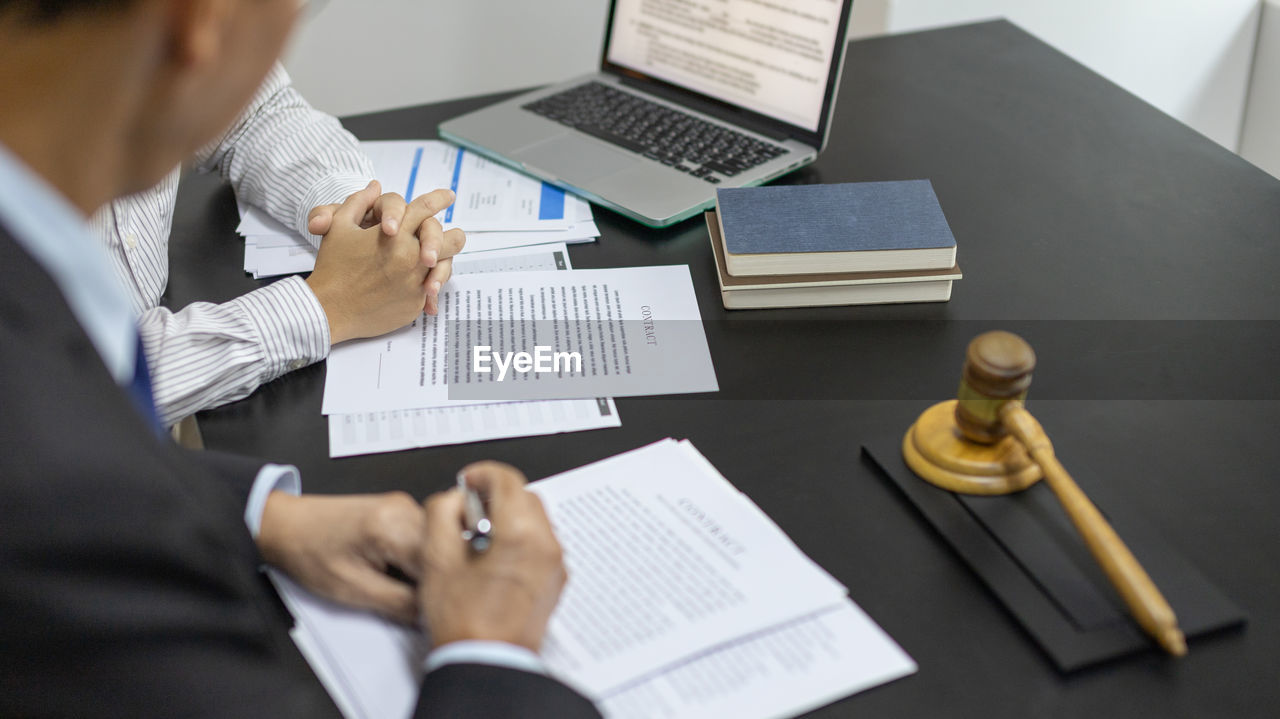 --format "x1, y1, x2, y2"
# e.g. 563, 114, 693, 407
257, 462, 566, 654
285, 189, 565, 652
305, 181, 466, 345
